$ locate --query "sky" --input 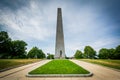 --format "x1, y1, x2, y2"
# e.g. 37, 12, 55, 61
0, 0, 120, 57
